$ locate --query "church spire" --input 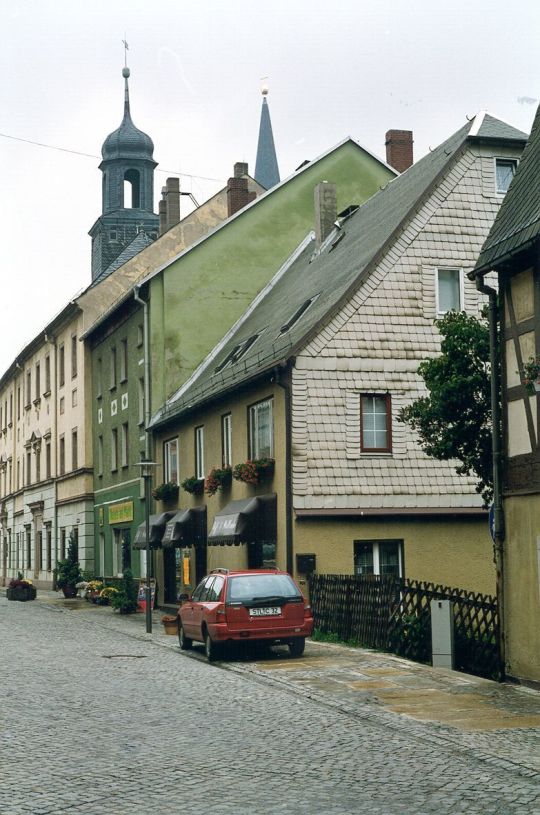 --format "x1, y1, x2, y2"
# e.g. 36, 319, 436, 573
89, 62, 159, 282
254, 81, 280, 190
